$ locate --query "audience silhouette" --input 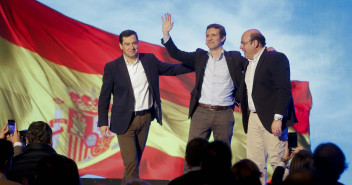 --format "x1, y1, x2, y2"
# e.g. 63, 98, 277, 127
0, 139, 20, 185
232, 159, 261, 185
312, 142, 347, 185
168, 138, 208, 185
7, 121, 57, 184
35, 154, 81, 185
2, 120, 348, 185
